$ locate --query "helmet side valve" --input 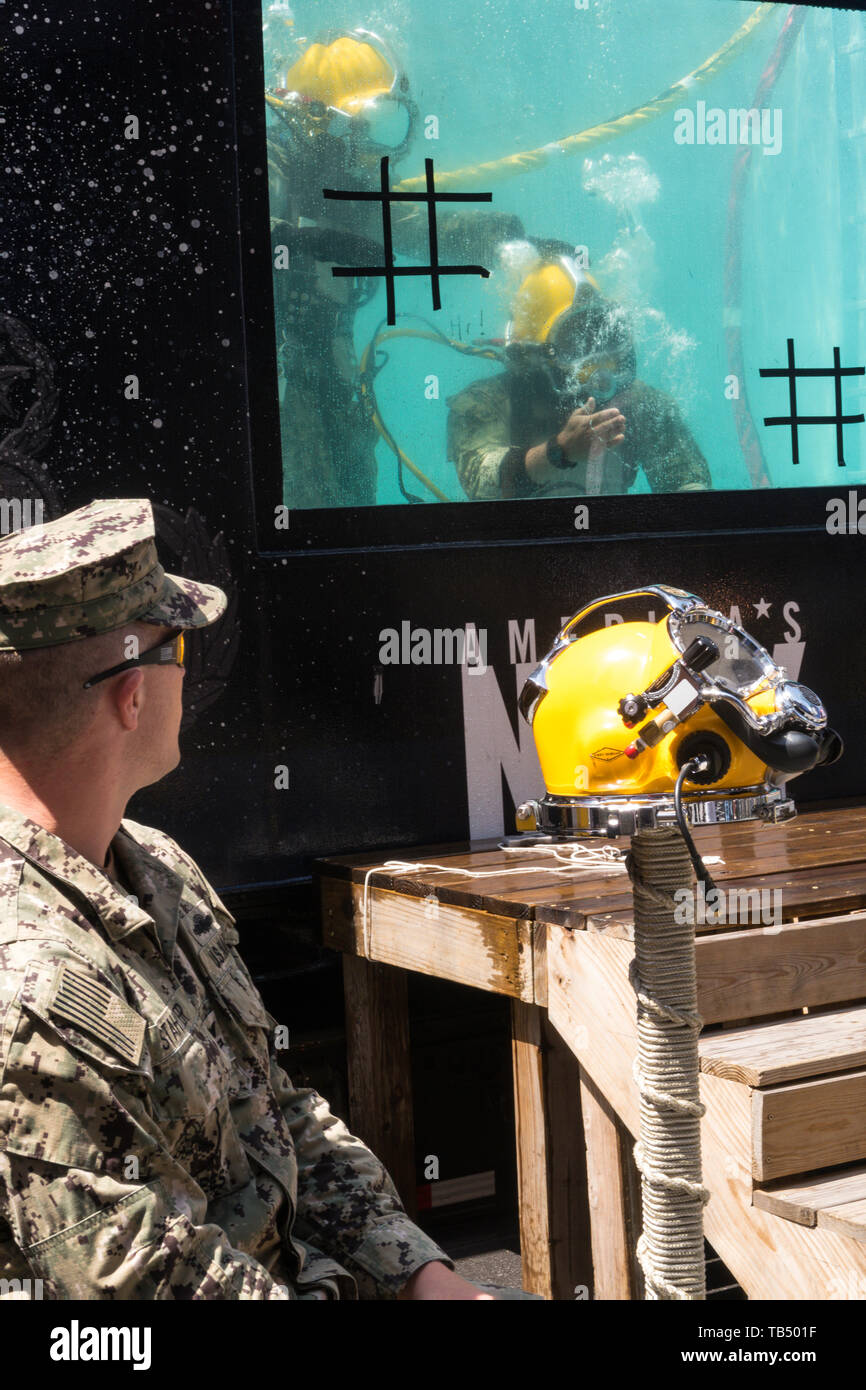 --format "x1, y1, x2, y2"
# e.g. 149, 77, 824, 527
622, 636, 718, 757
